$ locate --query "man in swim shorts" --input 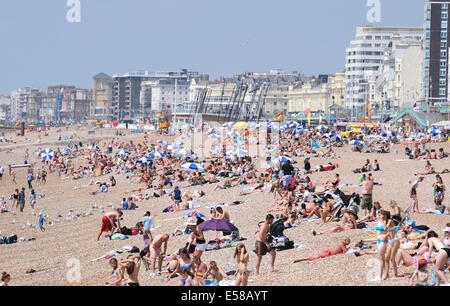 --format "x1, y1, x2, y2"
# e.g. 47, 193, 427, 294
255, 214, 278, 275
97, 209, 123, 241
